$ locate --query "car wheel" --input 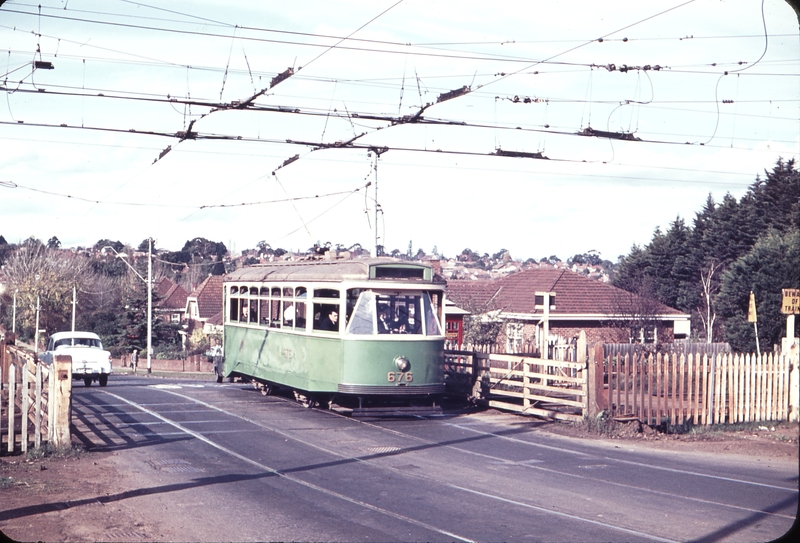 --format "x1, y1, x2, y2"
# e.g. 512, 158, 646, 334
84, 376, 92, 387
99, 375, 108, 387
